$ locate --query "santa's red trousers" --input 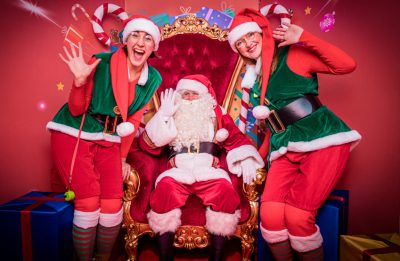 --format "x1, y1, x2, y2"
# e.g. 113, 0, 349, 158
150, 177, 240, 214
